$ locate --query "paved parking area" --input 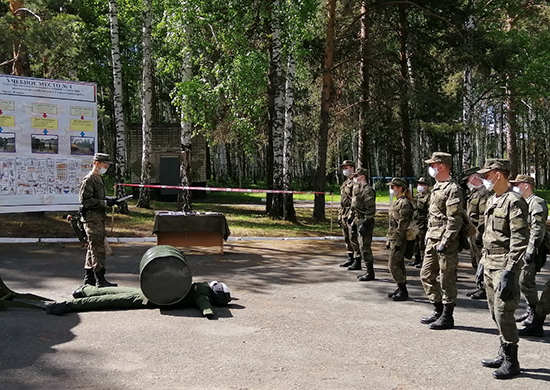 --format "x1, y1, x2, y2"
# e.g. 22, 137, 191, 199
1, 240, 549, 389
